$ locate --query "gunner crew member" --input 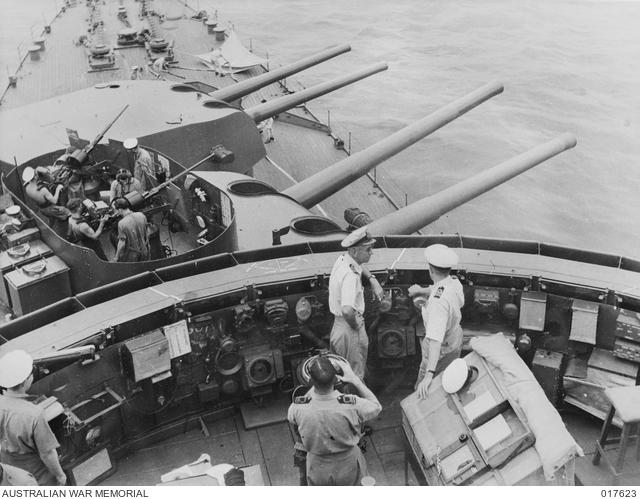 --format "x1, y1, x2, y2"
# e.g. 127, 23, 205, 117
287, 357, 381, 486
0, 350, 67, 486
66, 198, 108, 260
113, 197, 150, 262
23, 166, 70, 238
109, 168, 143, 203
328, 227, 384, 380
257, 100, 275, 143
66, 173, 86, 203
124, 138, 155, 191
408, 244, 464, 399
